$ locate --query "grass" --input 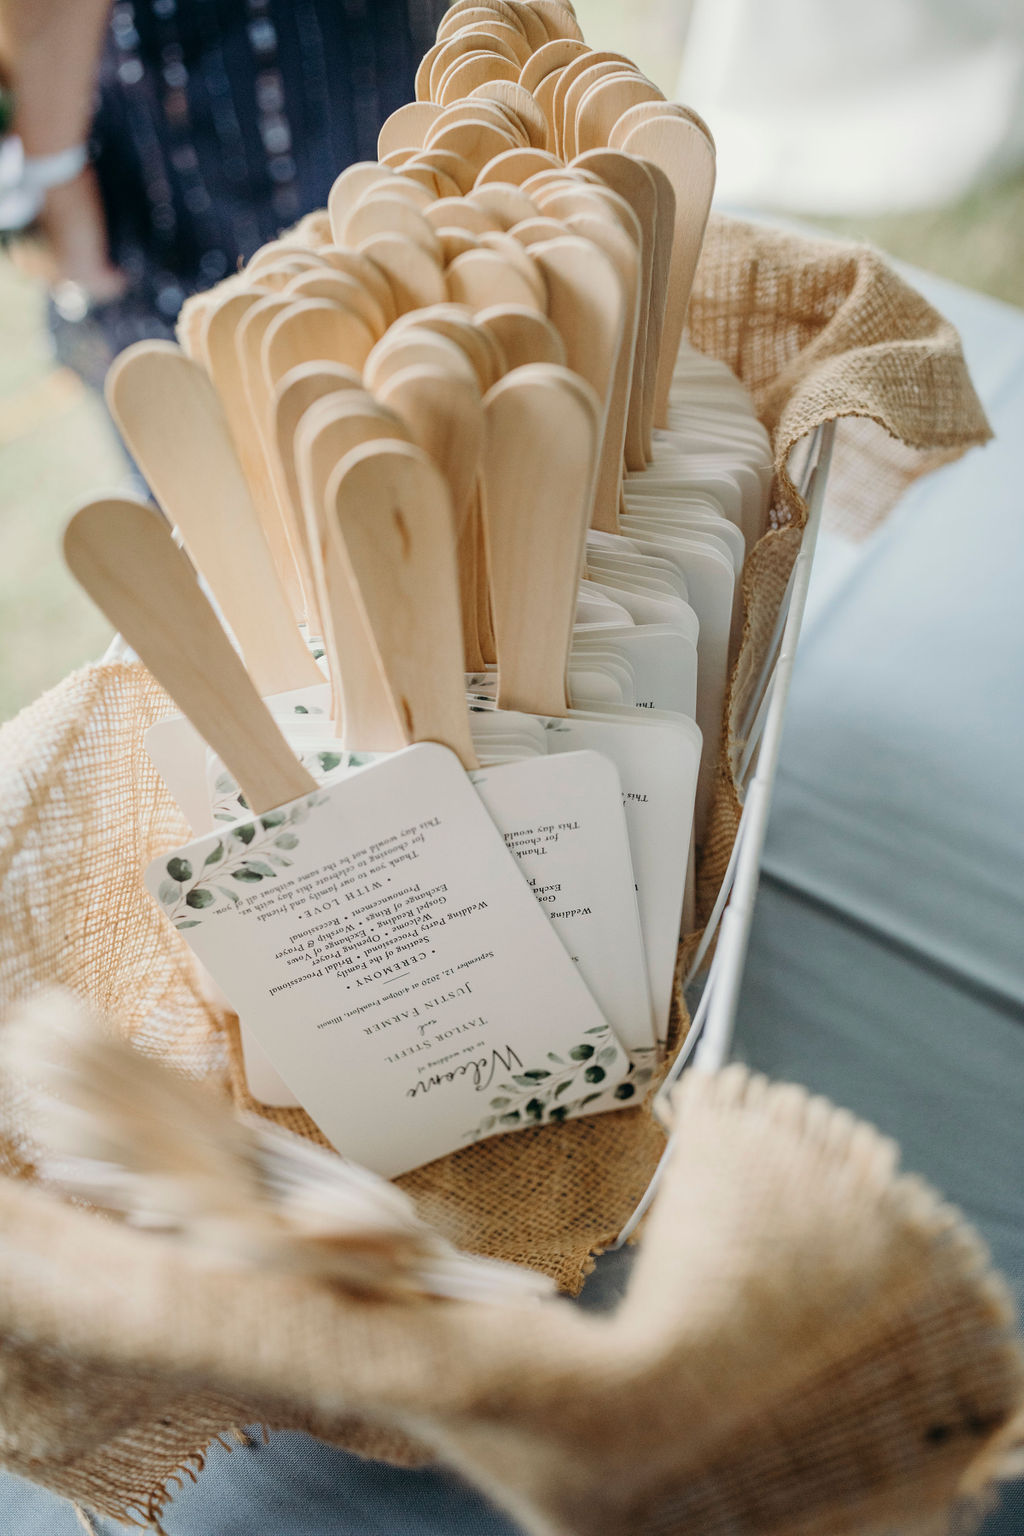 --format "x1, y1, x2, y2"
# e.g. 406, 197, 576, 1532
807, 169, 1024, 311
